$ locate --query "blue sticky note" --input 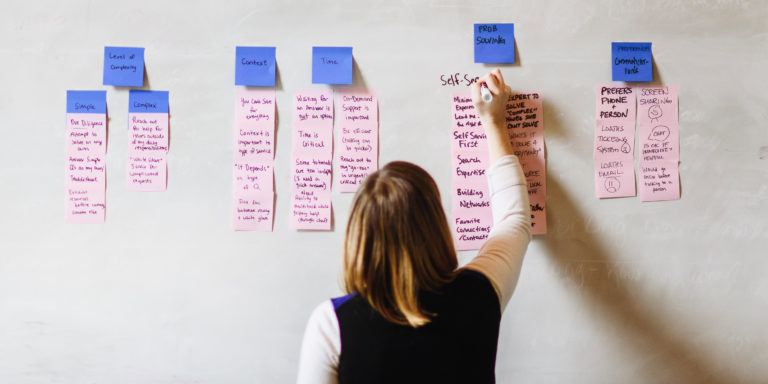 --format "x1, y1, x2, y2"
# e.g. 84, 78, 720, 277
612, 42, 652, 82
66, 91, 107, 114
312, 47, 353, 85
129, 90, 169, 113
103, 47, 145, 87
235, 46, 276, 86
474, 23, 515, 63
